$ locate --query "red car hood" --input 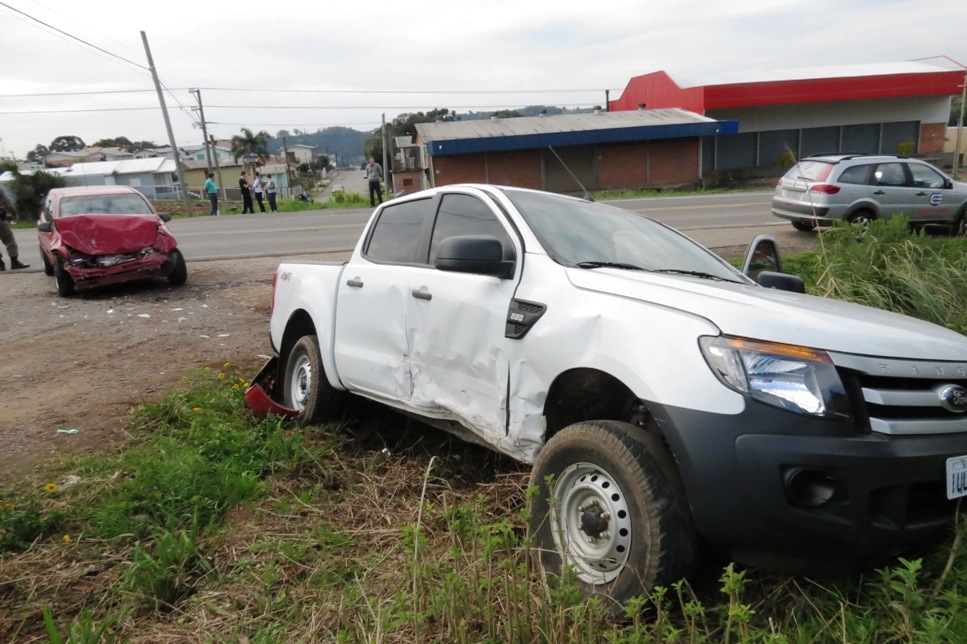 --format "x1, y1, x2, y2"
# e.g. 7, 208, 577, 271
56, 215, 165, 254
